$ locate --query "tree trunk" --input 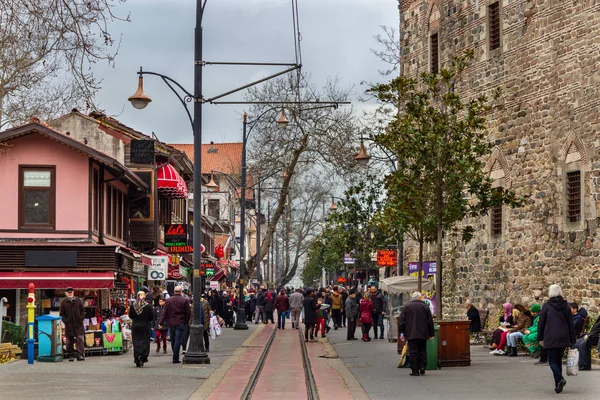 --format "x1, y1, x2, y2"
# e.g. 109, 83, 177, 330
245, 134, 308, 277
418, 234, 424, 293
436, 185, 444, 320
